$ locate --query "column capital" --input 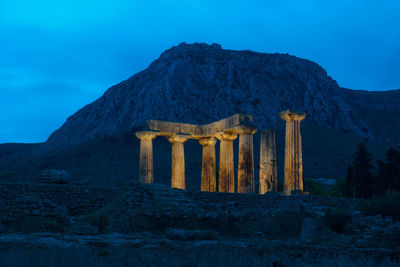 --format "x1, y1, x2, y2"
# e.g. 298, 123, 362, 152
167, 134, 190, 144
279, 110, 306, 122
198, 136, 216, 146
215, 131, 237, 141
234, 126, 258, 135
136, 131, 158, 141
